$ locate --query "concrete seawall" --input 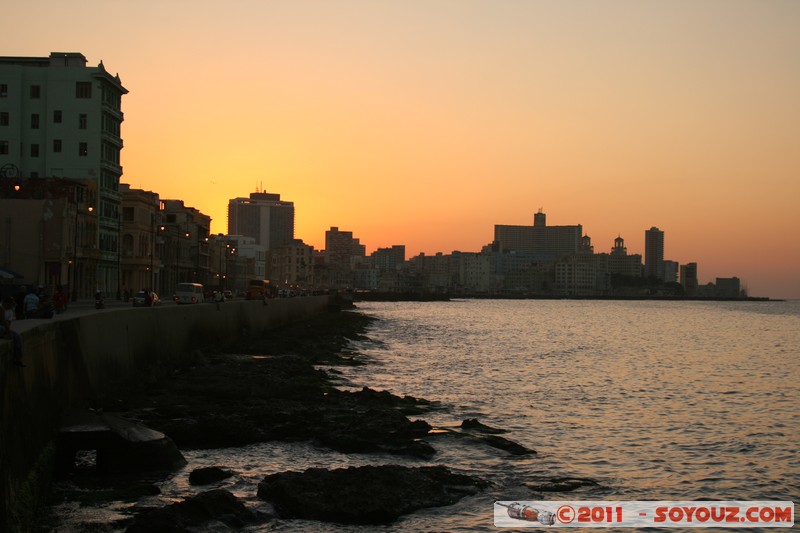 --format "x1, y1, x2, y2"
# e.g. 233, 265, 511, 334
0, 295, 330, 532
